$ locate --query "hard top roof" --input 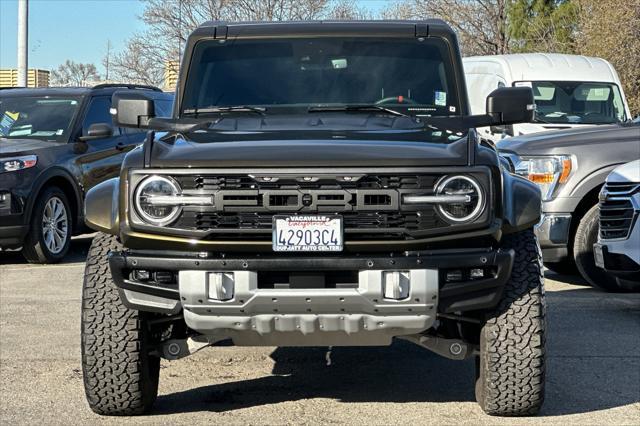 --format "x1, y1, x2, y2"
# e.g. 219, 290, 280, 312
191, 19, 454, 39
0, 84, 162, 97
